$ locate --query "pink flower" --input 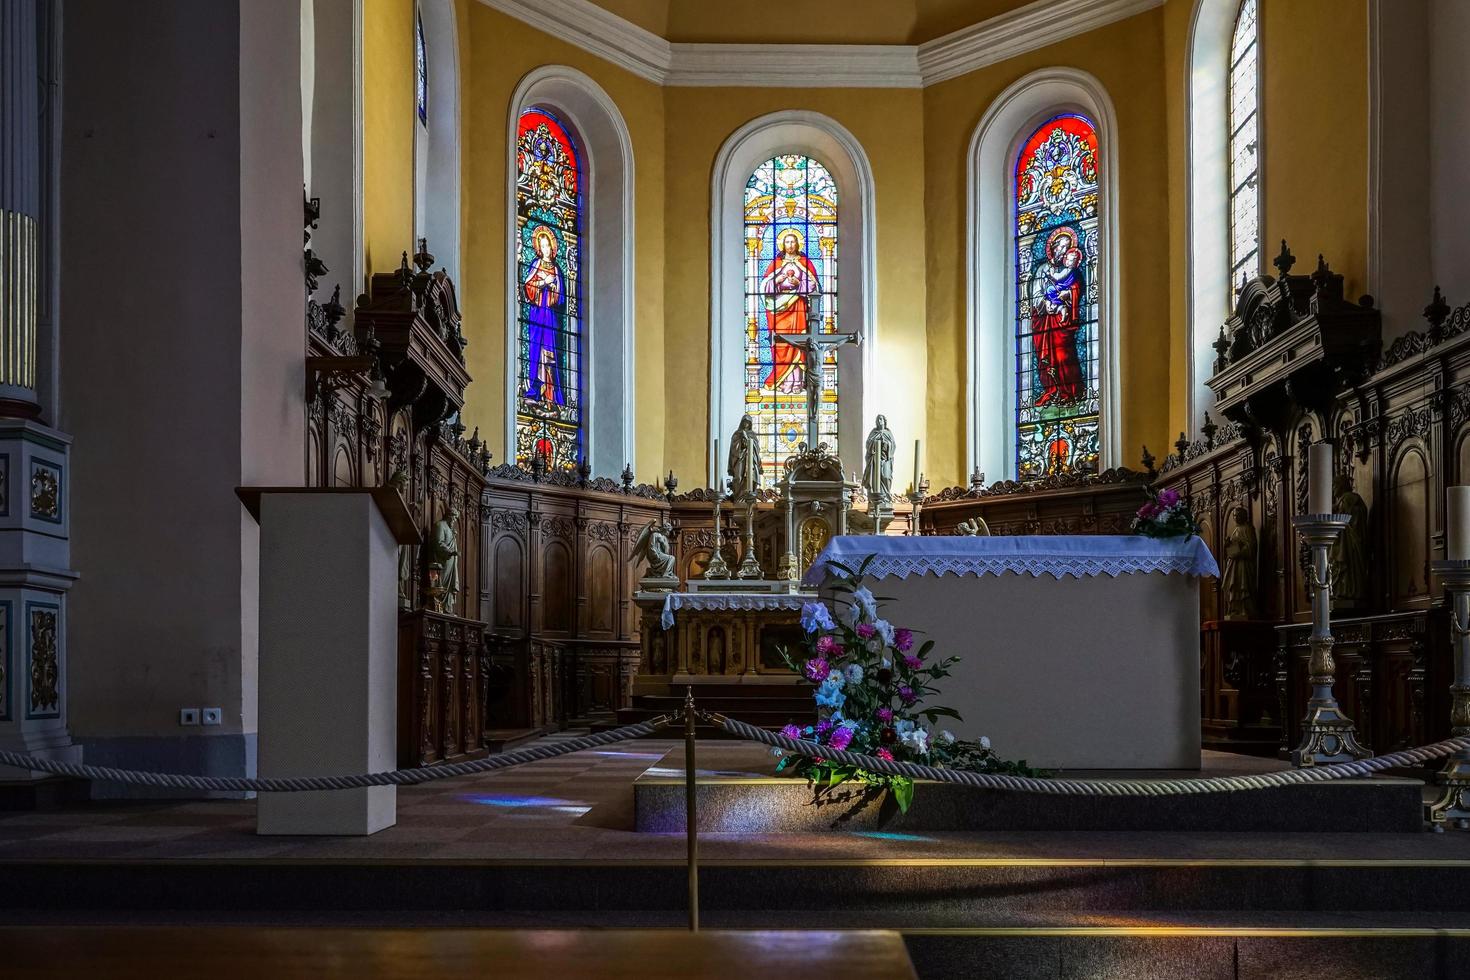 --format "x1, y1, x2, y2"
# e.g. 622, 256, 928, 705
1137, 502, 1160, 520
875, 707, 894, 723
803, 658, 830, 683
894, 628, 914, 652
875, 748, 895, 762
828, 726, 855, 751
855, 623, 877, 640
902, 655, 922, 671
899, 686, 917, 705
815, 634, 842, 656
780, 724, 803, 739
1158, 488, 1181, 507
